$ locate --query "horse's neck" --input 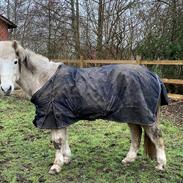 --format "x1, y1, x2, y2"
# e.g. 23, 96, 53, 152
17, 61, 59, 97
